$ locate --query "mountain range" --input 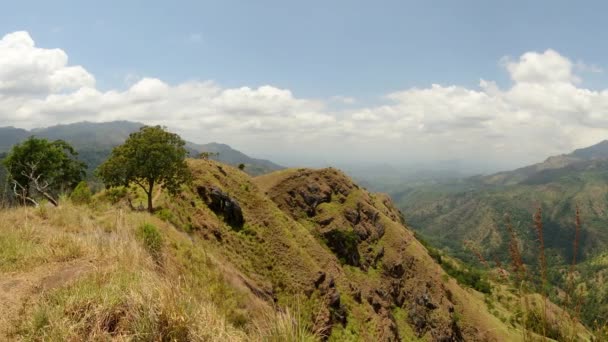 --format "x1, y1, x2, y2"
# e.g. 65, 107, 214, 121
0, 121, 283, 176
2, 157, 592, 340
386, 139, 608, 325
